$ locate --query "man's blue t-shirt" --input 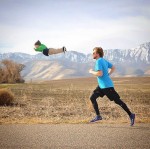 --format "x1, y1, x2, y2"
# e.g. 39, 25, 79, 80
95, 58, 114, 89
